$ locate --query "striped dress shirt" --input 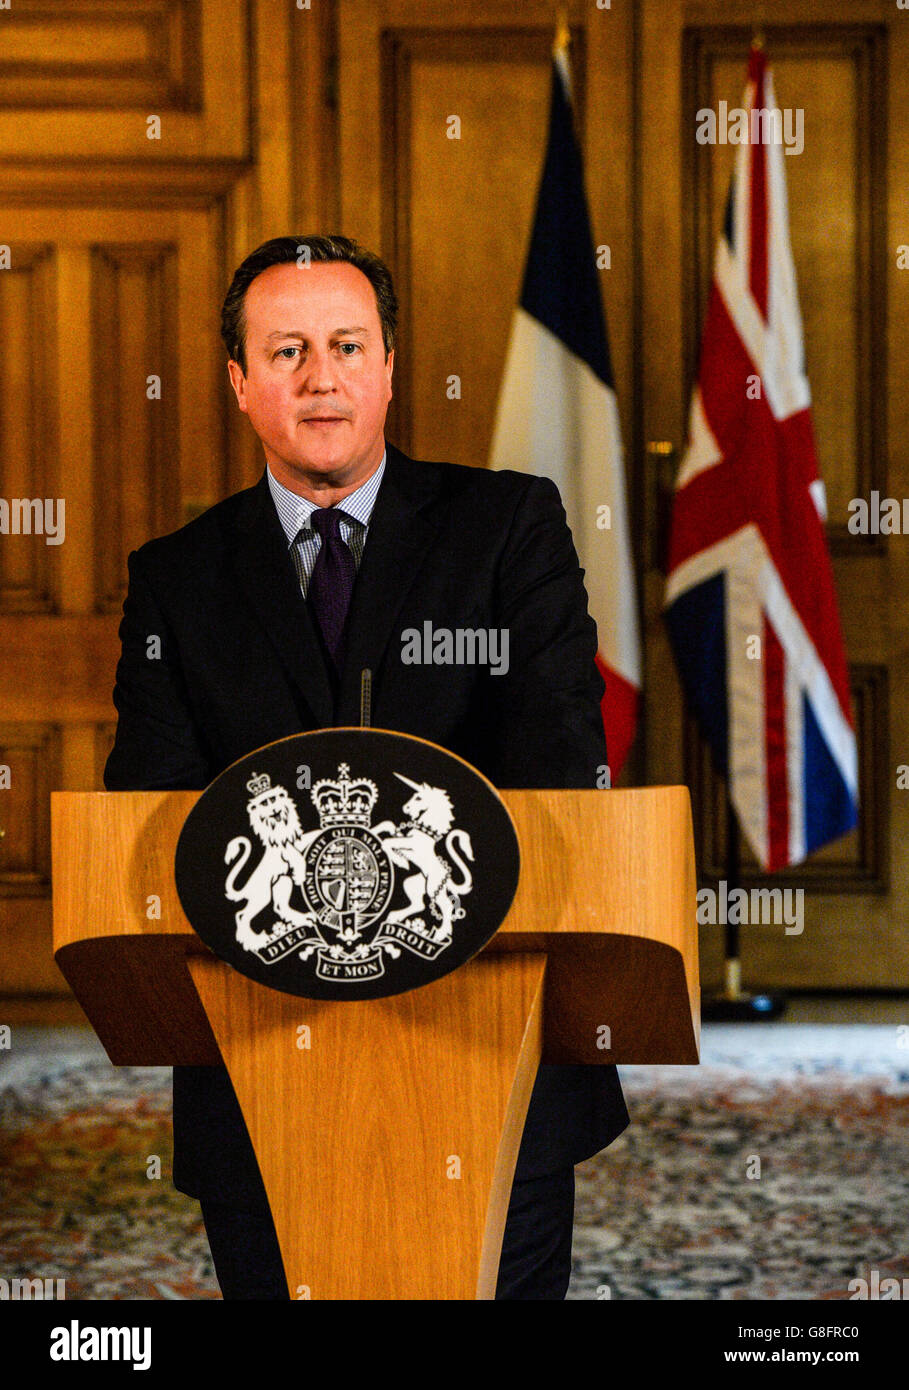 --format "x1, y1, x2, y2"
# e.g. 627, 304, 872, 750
265, 451, 387, 598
